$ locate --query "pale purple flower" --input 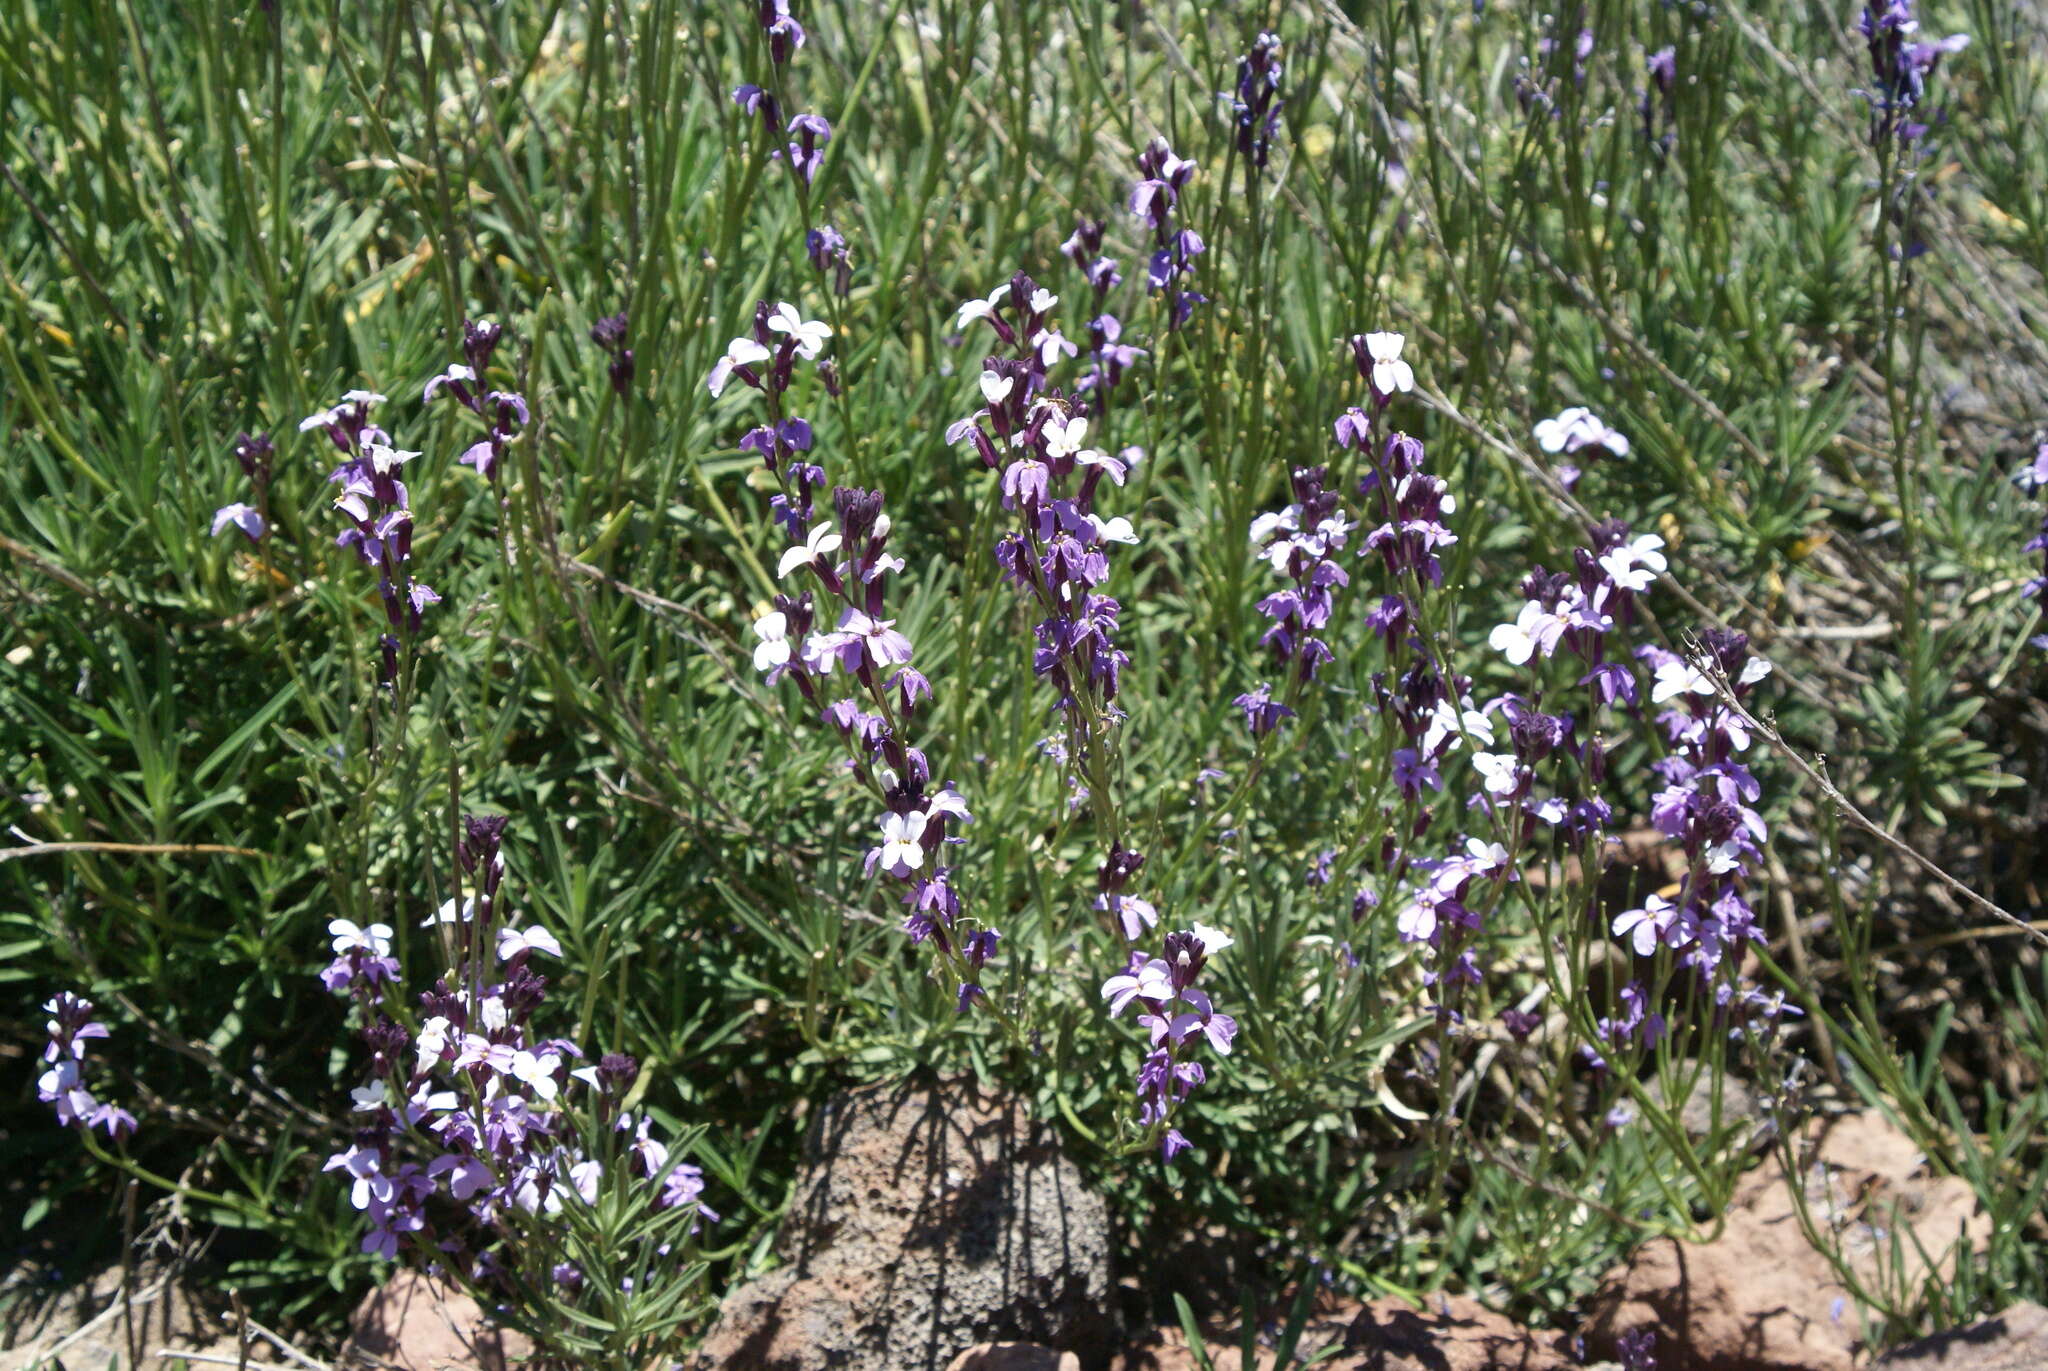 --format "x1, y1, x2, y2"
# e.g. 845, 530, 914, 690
1102, 955, 1174, 1016
497, 925, 564, 961
1612, 894, 1680, 956
708, 337, 773, 397
211, 502, 266, 542
1233, 682, 1295, 735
